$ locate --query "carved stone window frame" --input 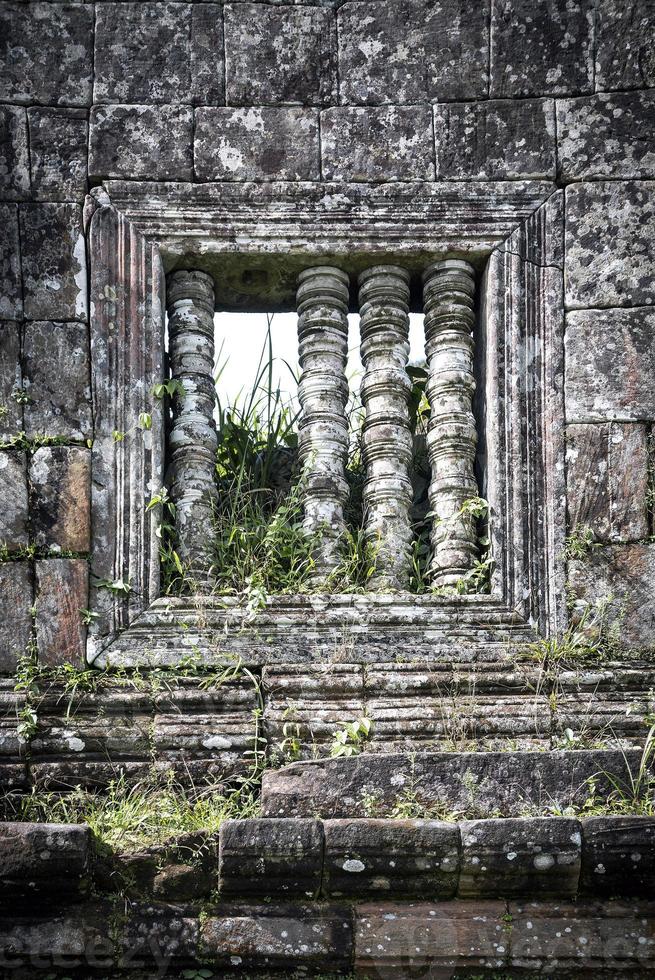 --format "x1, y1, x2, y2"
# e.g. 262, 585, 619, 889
85, 180, 565, 667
